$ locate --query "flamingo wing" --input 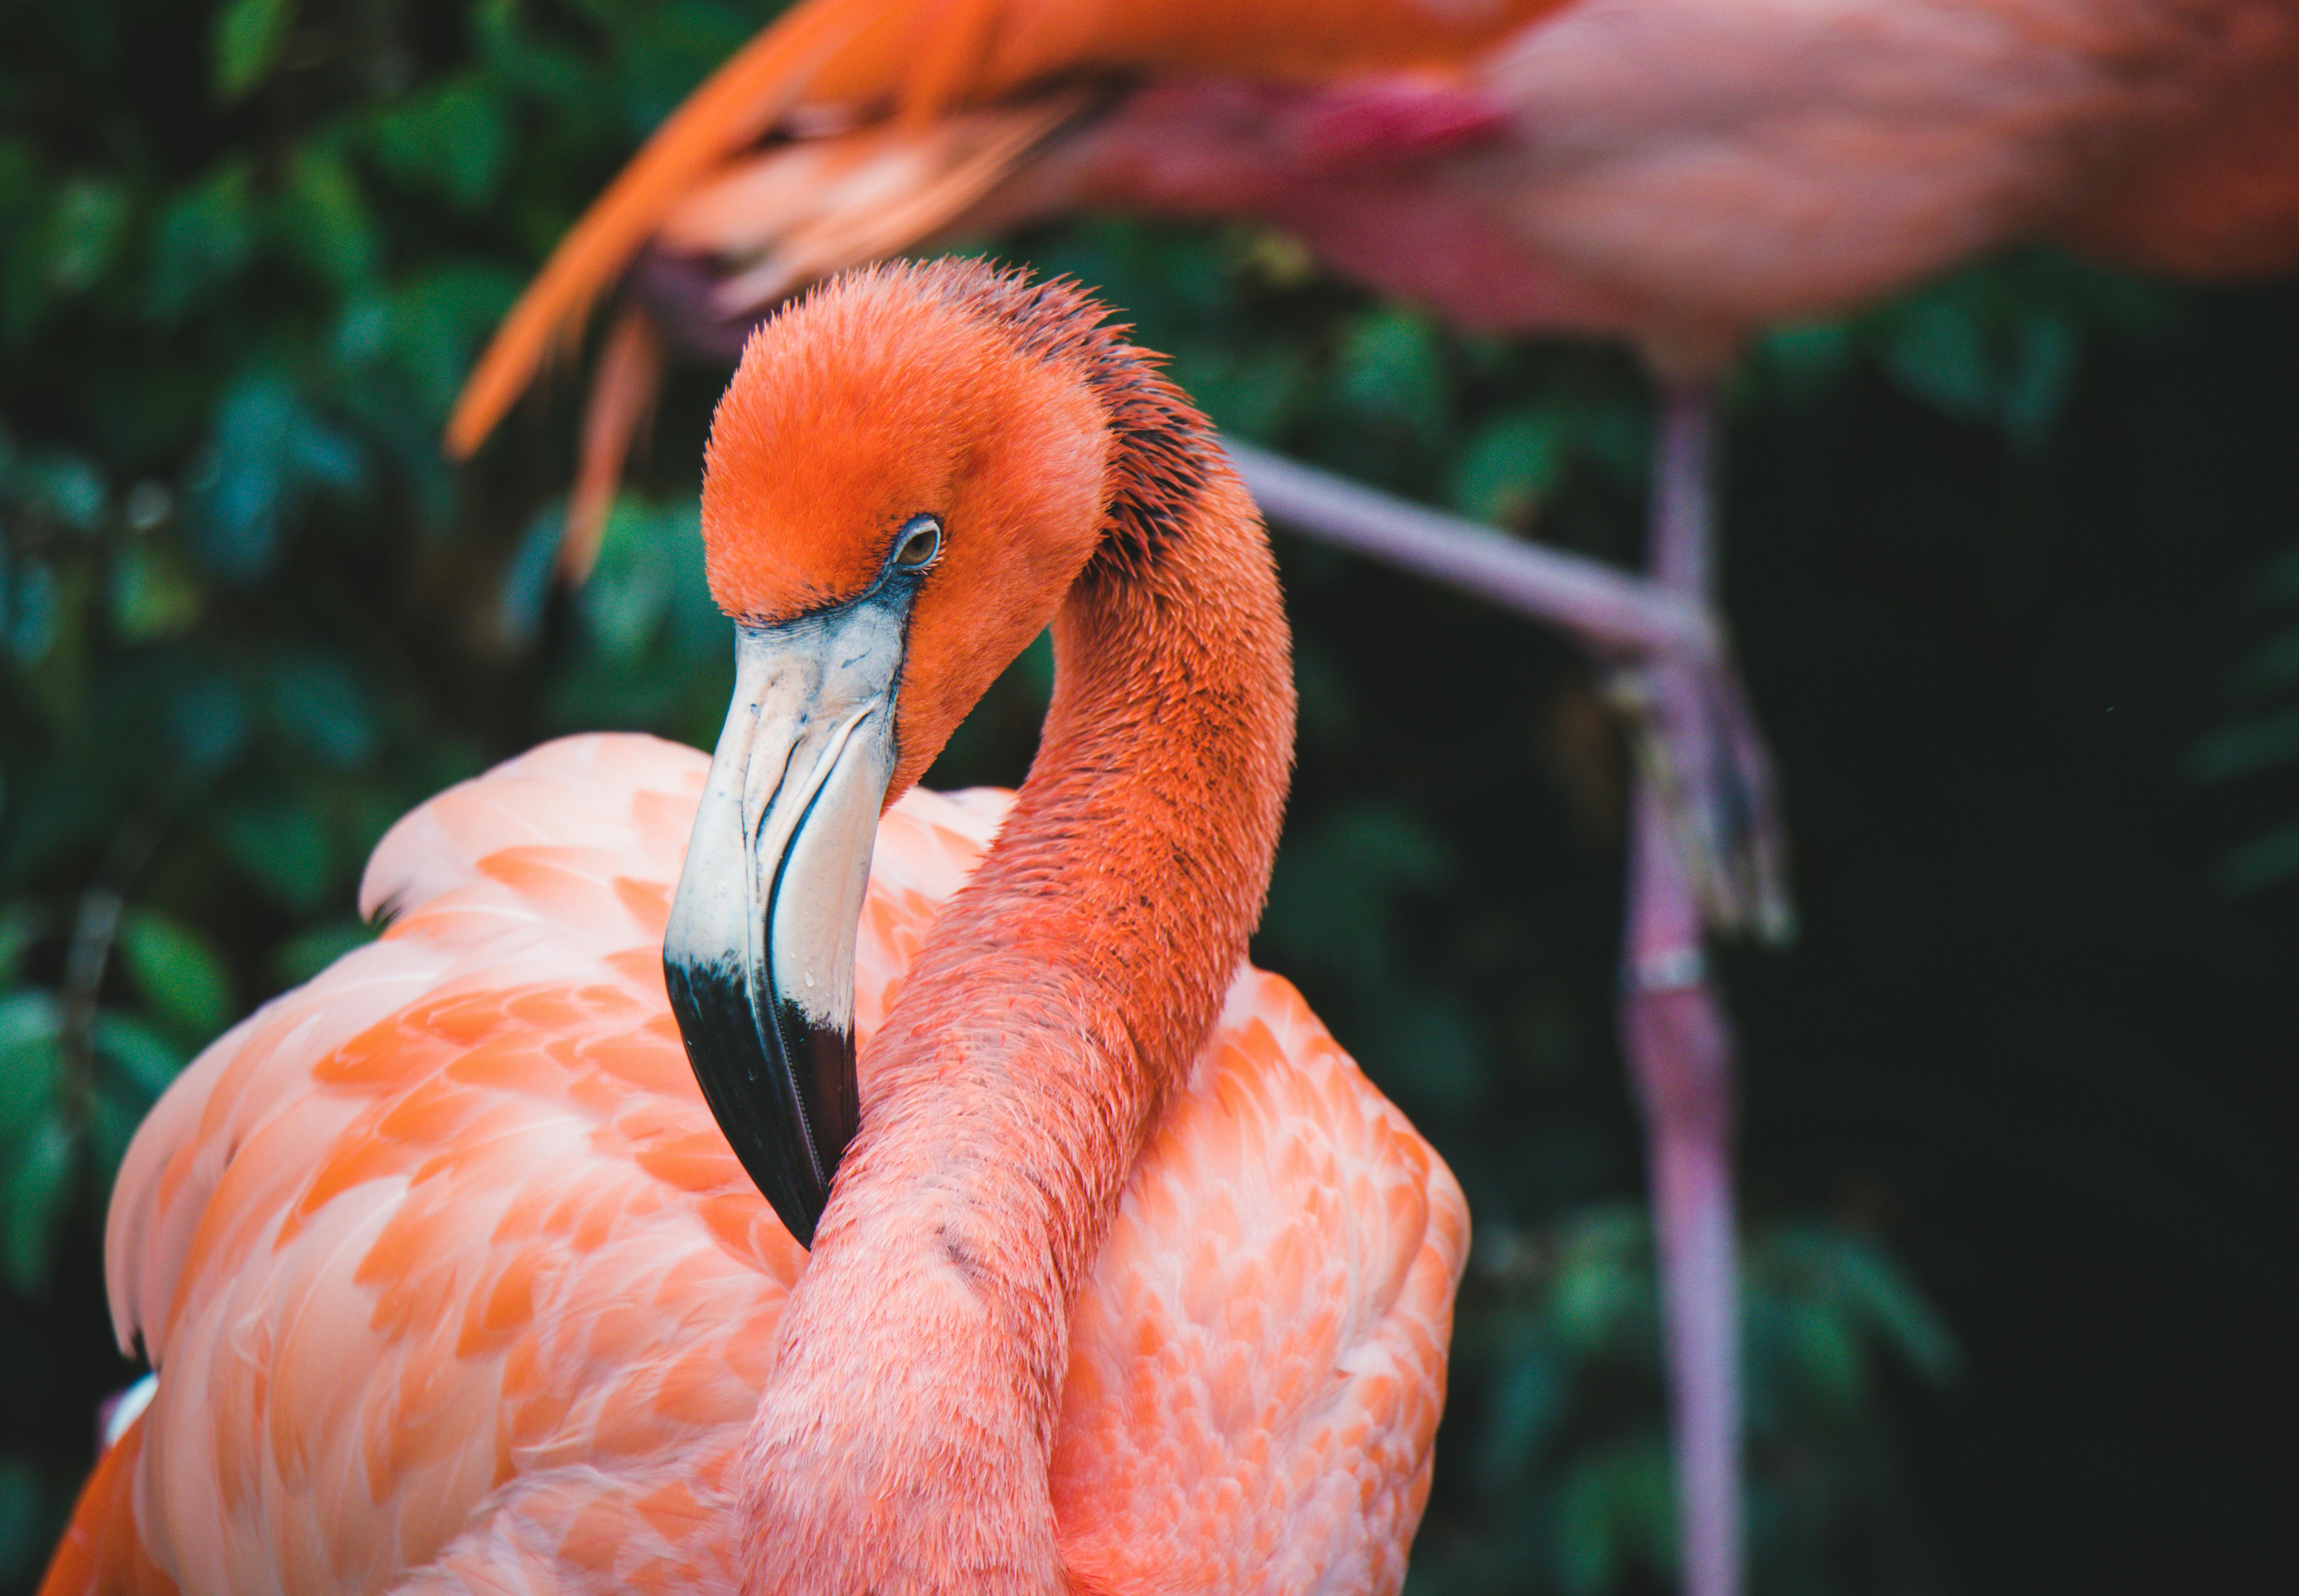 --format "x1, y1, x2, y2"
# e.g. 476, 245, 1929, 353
444, 0, 1565, 458
459, 0, 2299, 482
52, 733, 1465, 1596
